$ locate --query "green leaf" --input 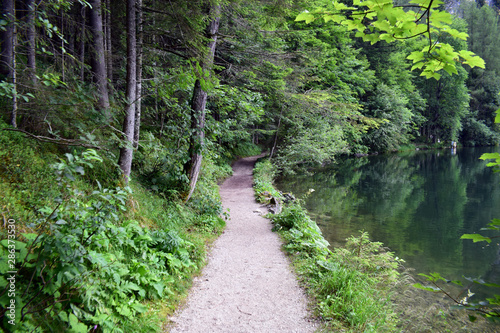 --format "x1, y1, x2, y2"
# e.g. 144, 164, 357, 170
459, 50, 486, 69
460, 234, 491, 243
68, 313, 88, 333
131, 303, 148, 313
334, 2, 357, 10
479, 153, 500, 161
117, 304, 132, 316
407, 51, 424, 63
296, 11, 316, 24
494, 108, 500, 123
